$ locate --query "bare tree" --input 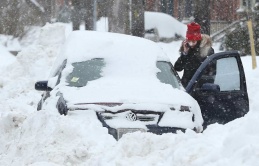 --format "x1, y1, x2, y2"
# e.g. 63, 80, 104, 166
71, 0, 94, 30
131, 0, 145, 37
24, 0, 45, 14
0, 0, 55, 37
193, 0, 211, 35
108, 0, 130, 34
0, 0, 22, 37
1, 1, 19, 36
83, 0, 94, 30
25, 0, 59, 24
